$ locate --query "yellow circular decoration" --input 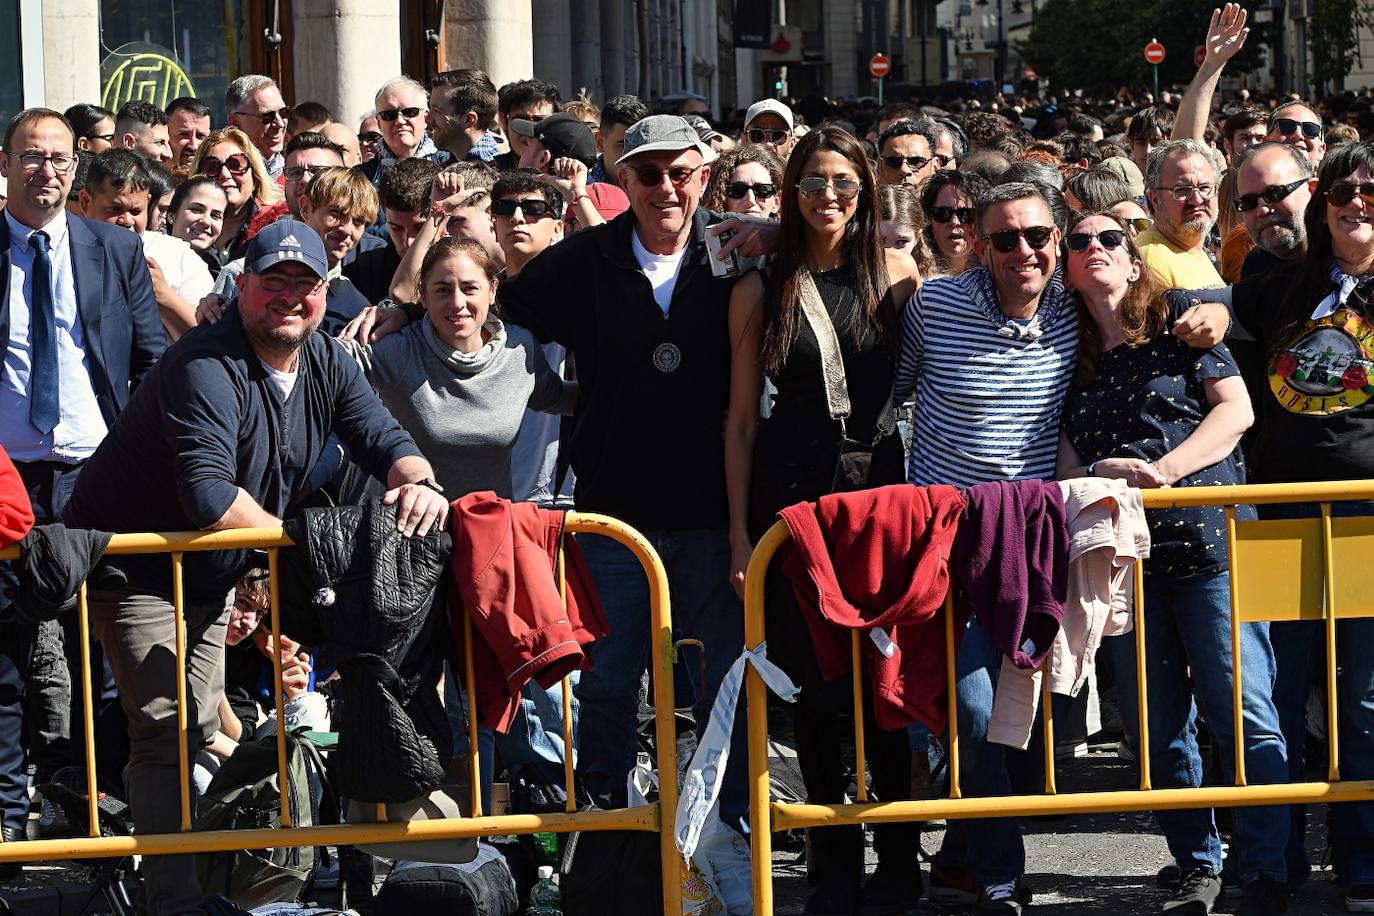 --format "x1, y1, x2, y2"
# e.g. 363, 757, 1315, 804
101, 52, 196, 111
